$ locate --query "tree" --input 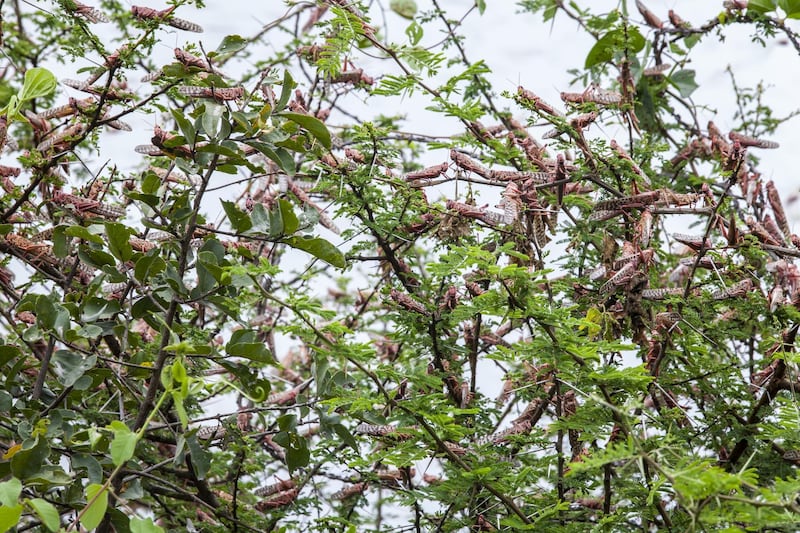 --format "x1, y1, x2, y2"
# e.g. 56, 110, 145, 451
1, 0, 800, 531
